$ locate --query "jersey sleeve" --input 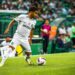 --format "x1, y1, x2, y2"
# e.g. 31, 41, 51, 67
1, 41, 5, 46
14, 14, 25, 22
32, 20, 36, 29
